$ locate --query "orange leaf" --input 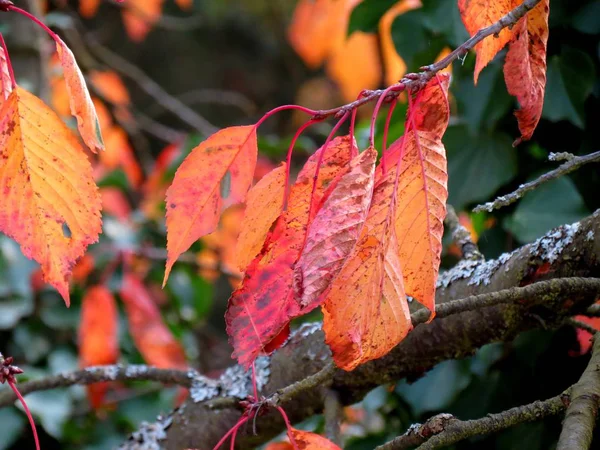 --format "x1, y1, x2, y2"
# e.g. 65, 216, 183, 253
382, 76, 450, 314
175, 0, 192, 10
326, 31, 381, 102
323, 162, 411, 371
235, 163, 287, 271
288, 428, 341, 449
120, 273, 187, 369
164, 126, 257, 285
89, 71, 131, 107
141, 143, 182, 219
294, 147, 377, 310
0, 87, 102, 305
571, 315, 600, 356
265, 443, 294, 450
55, 38, 104, 153
79, 0, 101, 18
79, 285, 119, 408
100, 126, 143, 188
0, 45, 12, 103
379, 0, 422, 86
226, 136, 354, 368
101, 187, 131, 222
458, 0, 517, 83
503, 0, 549, 145
122, 0, 164, 42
